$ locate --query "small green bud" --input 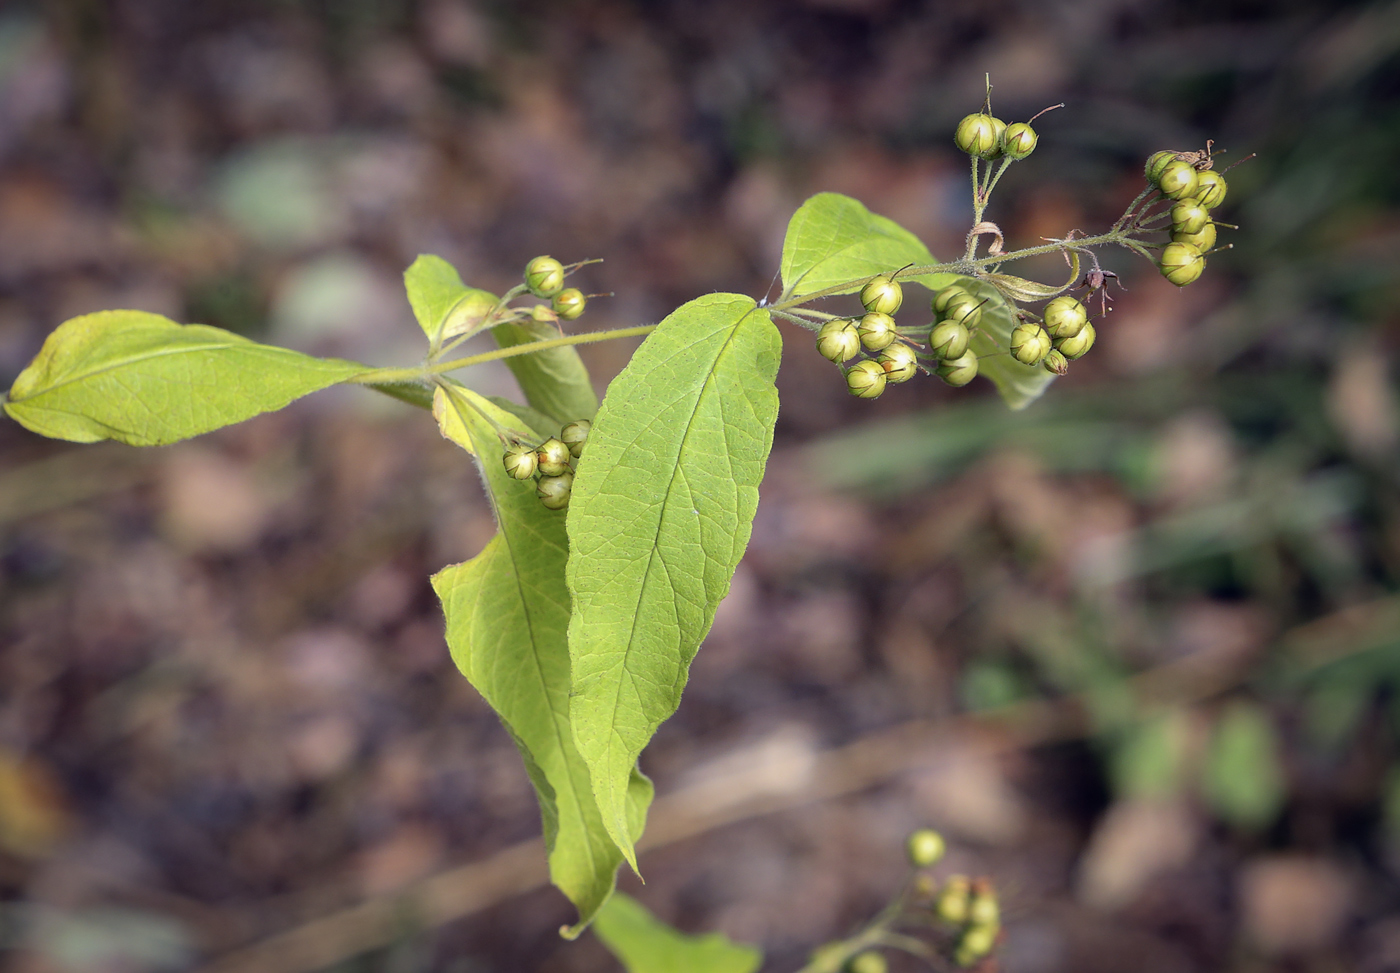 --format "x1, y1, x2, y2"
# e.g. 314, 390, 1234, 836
1193, 169, 1227, 209
936, 350, 979, 387
552, 288, 587, 320
1001, 121, 1038, 160
906, 828, 946, 868
560, 420, 591, 458
530, 304, 559, 324
968, 881, 1000, 926
1172, 220, 1217, 252
954, 113, 1005, 159
857, 311, 898, 352
1157, 160, 1199, 200
941, 295, 983, 330
503, 444, 539, 480
860, 275, 903, 315
955, 922, 999, 967
878, 342, 920, 384
1042, 348, 1069, 375
847, 951, 888, 973
1170, 198, 1210, 235
524, 255, 565, 297
537, 437, 572, 476
846, 359, 887, 399
1010, 322, 1051, 366
536, 471, 574, 510
816, 319, 862, 363
935, 874, 971, 924
1042, 295, 1088, 339
1145, 150, 1178, 184
929, 319, 970, 361
932, 284, 971, 314
1054, 321, 1095, 359
1159, 241, 1205, 286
